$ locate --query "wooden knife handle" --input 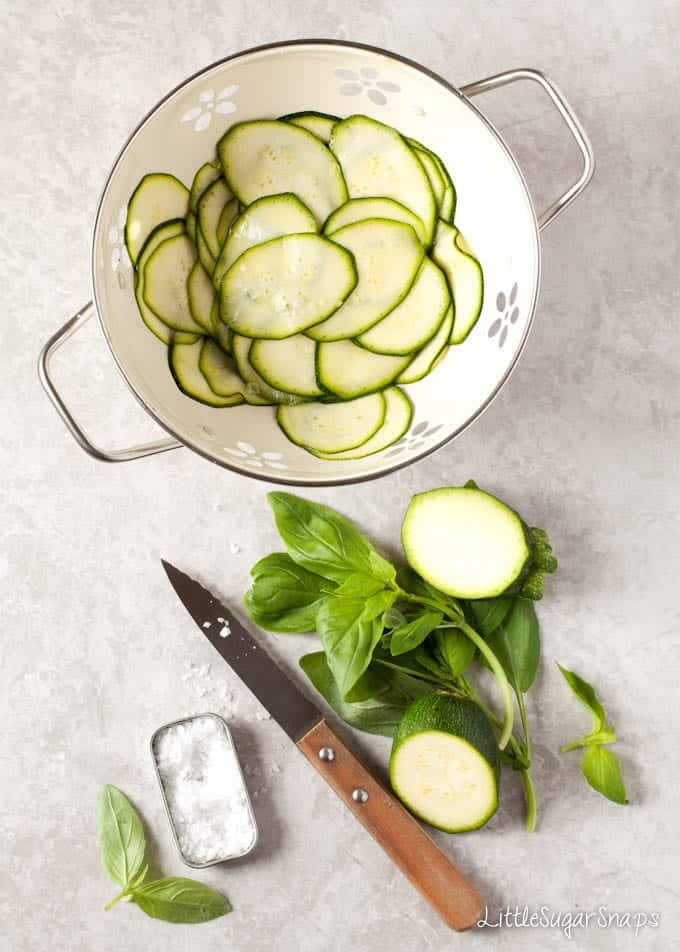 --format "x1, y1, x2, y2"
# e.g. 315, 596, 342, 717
297, 719, 484, 931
